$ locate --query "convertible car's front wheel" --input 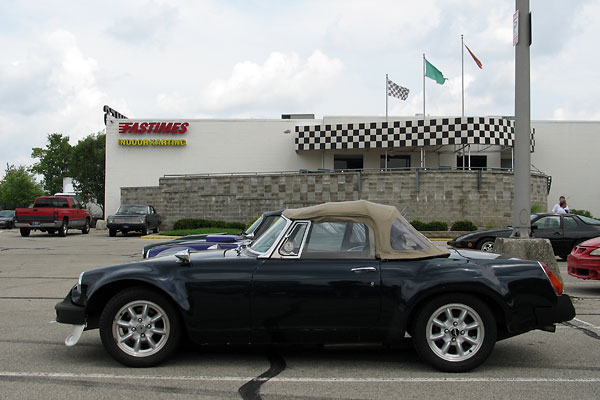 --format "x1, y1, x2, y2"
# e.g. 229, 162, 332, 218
99, 288, 181, 367
412, 294, 497, 372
